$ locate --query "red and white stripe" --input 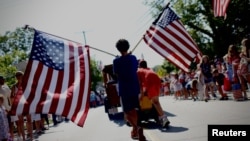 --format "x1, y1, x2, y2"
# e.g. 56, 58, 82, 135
144, 20, 200, 72
11, 41, 90, 127
213, 0, 230, 17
